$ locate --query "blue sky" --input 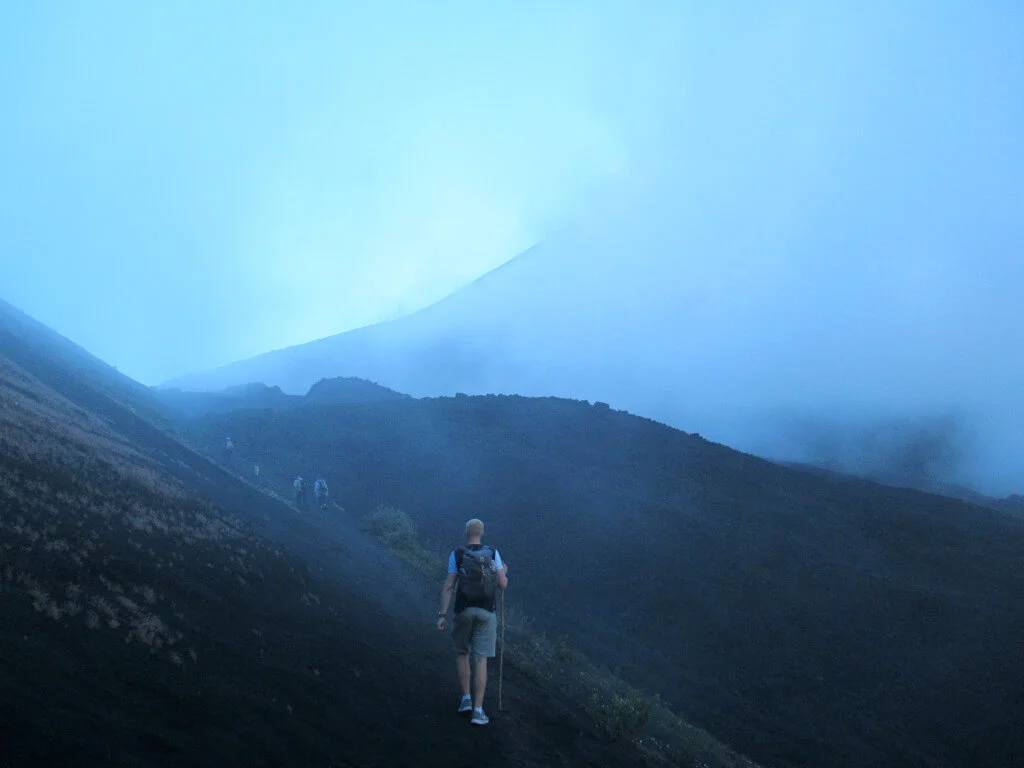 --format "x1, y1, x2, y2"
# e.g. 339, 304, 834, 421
1, 1, 1021, 496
